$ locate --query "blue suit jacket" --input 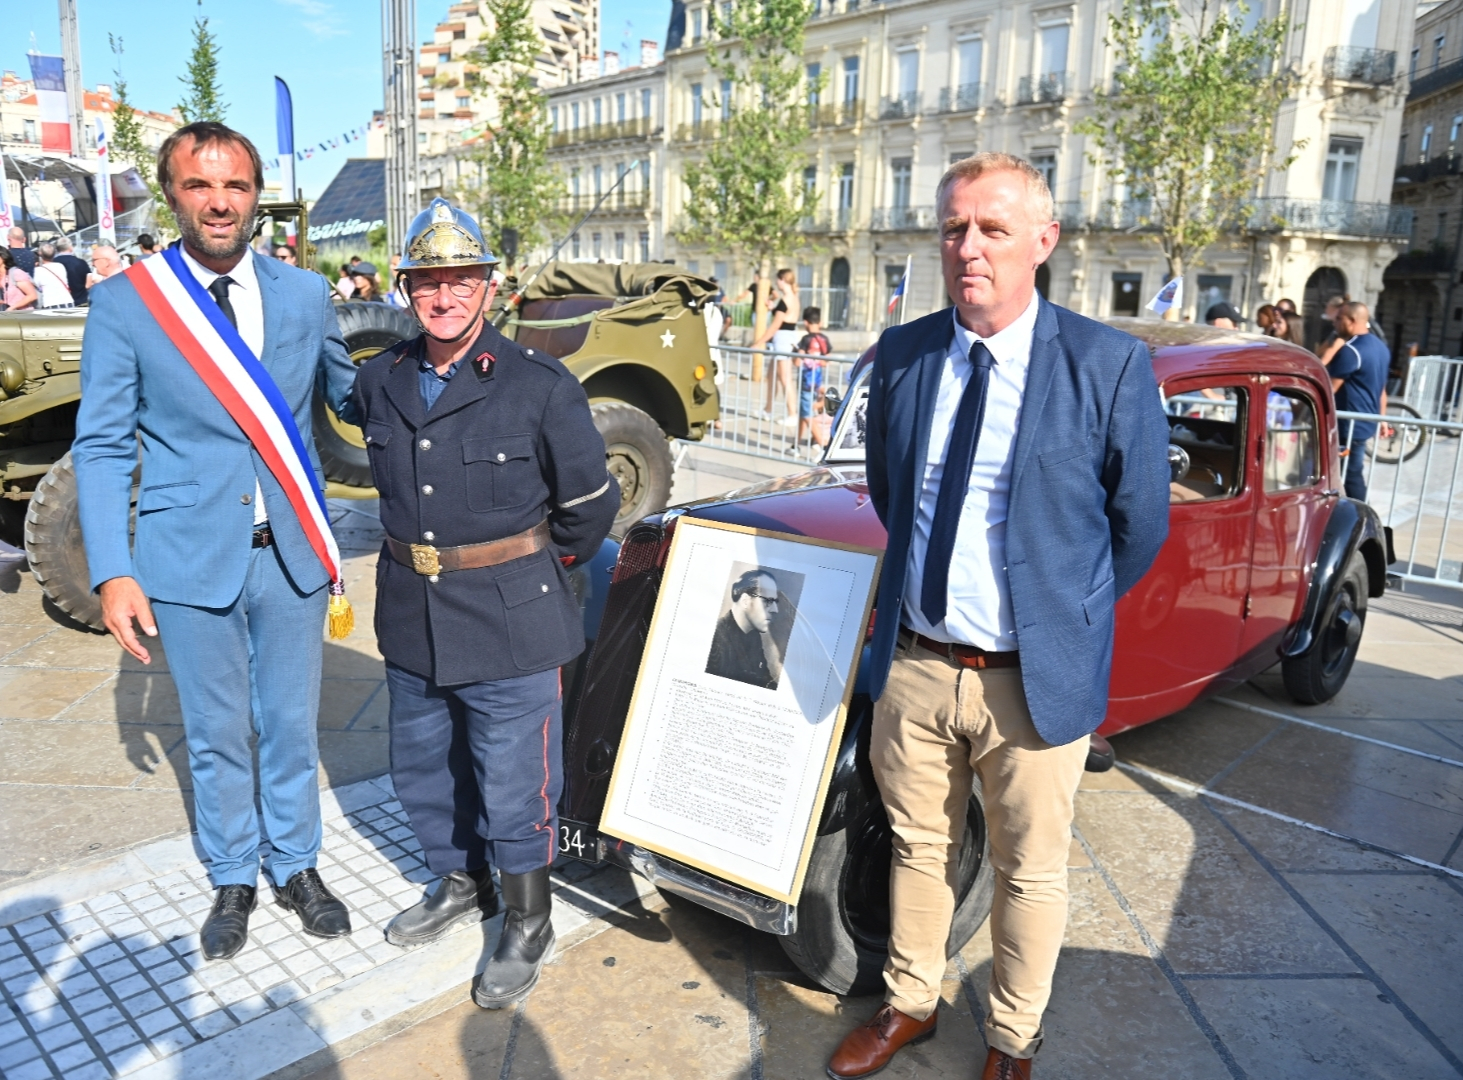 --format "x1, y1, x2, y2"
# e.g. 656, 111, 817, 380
73, 251, 358, 607
865, 297, 1171, 746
